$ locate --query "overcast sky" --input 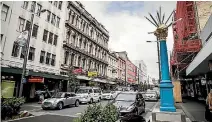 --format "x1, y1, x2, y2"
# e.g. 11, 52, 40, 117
81, 1, 177, 79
